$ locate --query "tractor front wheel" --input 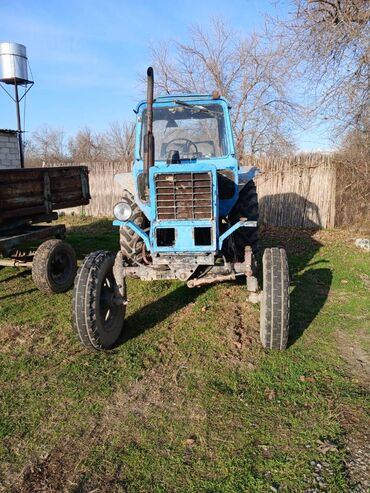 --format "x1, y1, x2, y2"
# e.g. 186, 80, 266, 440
260, 247, 290, 350
72, 250, 126, 350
